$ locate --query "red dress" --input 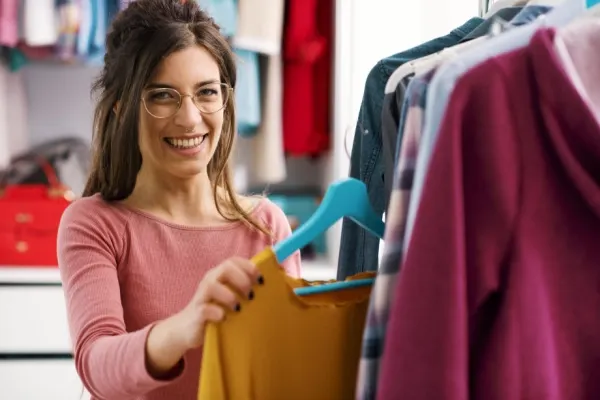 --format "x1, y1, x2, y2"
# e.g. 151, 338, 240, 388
282, 0, 333, 156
